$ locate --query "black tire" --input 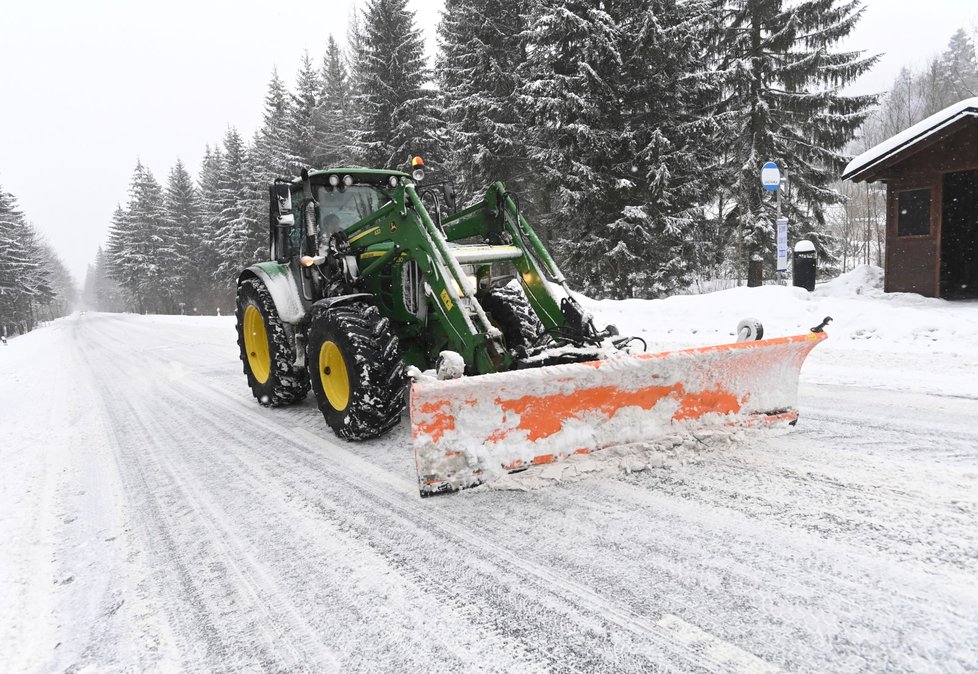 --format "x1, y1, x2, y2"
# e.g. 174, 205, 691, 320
481, 284, 545, 358
235, 278, 309, 406
306, 302, 405, 440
